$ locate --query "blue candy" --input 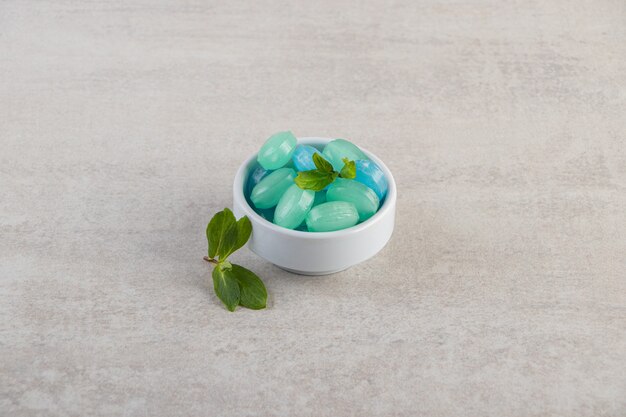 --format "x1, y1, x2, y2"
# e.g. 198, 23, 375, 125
247, 164, 270, 194
354, 160, 388, 200
292, 145, 320, 172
